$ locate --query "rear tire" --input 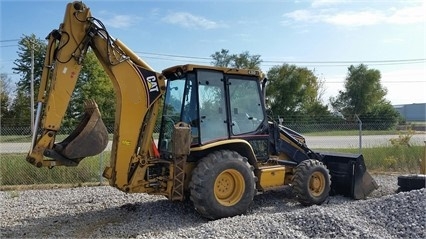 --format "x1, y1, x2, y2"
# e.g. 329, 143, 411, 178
189, 150, 256, 220
292, 159, 331, 206
397, 175, 426, 192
